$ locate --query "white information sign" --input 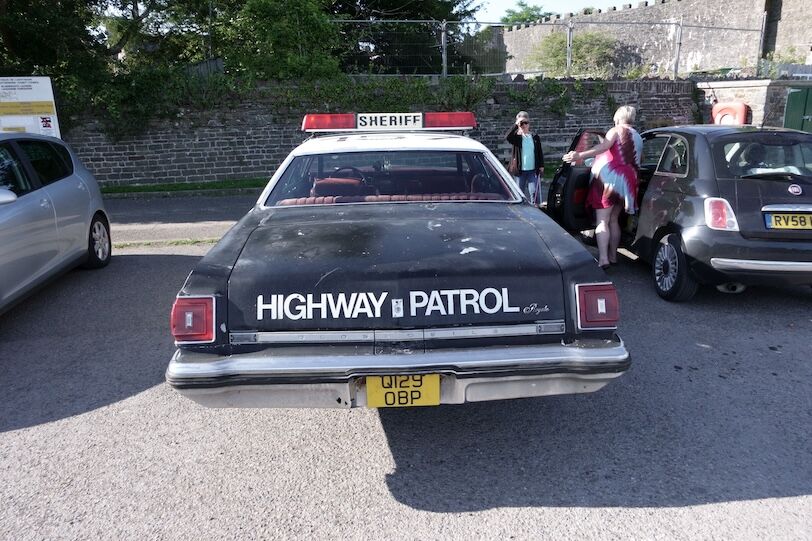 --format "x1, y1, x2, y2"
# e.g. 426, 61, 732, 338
0, 77, 60, 138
